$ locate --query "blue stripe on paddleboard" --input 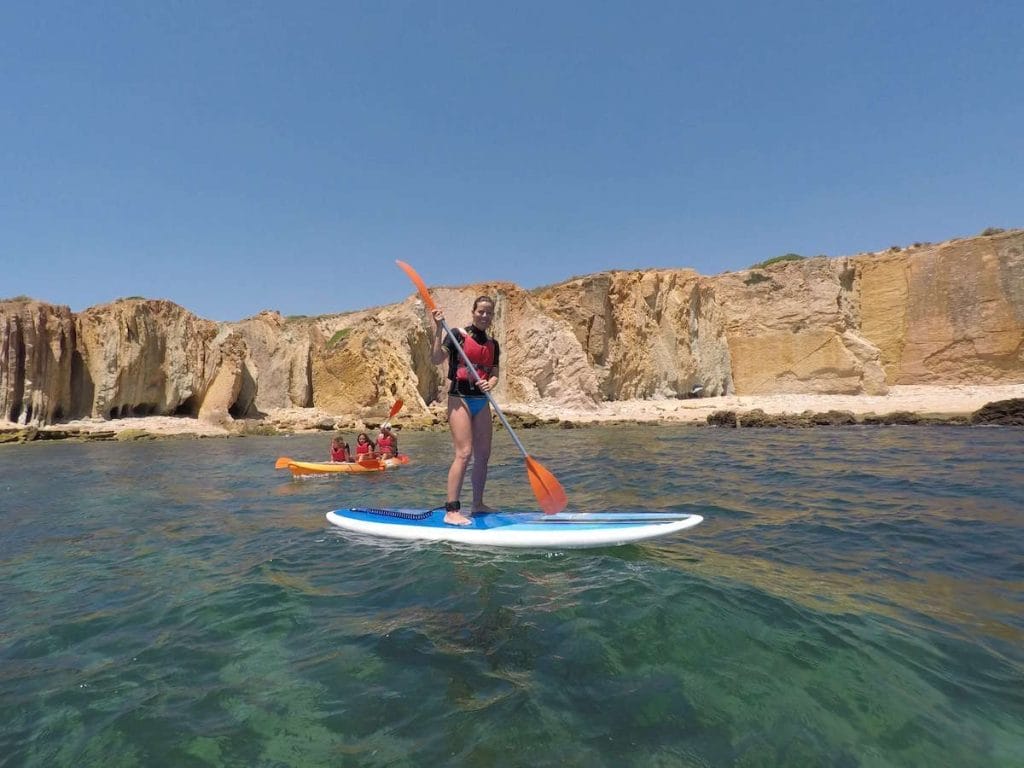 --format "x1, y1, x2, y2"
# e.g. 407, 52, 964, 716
335, 508, 696, 531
